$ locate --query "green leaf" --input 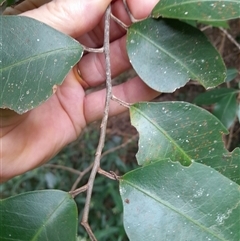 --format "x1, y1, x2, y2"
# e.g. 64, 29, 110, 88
213, 93, 238, 128
0, 16, 83, 114
127, 18, 226, 93
5, 0, 18, 6
199, 21, 230, 28
226, 68, 238, 82
194, 87, 238, 128
120, 159, 240, 241
237, 104, 240, 122
194, 88, 238, 105
0, 190, 78, 241
130, 102, 240, 183
217, 148, 240, 185
151, 0, 240, 22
